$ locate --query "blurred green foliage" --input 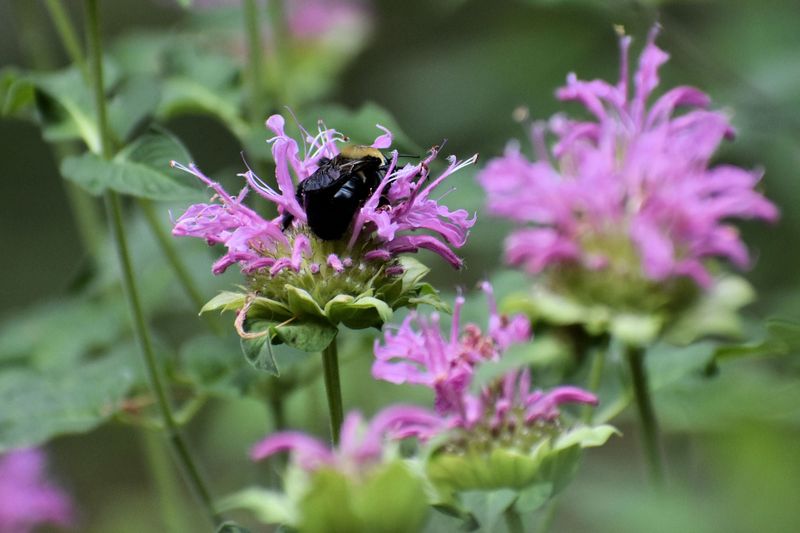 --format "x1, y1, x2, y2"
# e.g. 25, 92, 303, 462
0, 0, 798, 531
